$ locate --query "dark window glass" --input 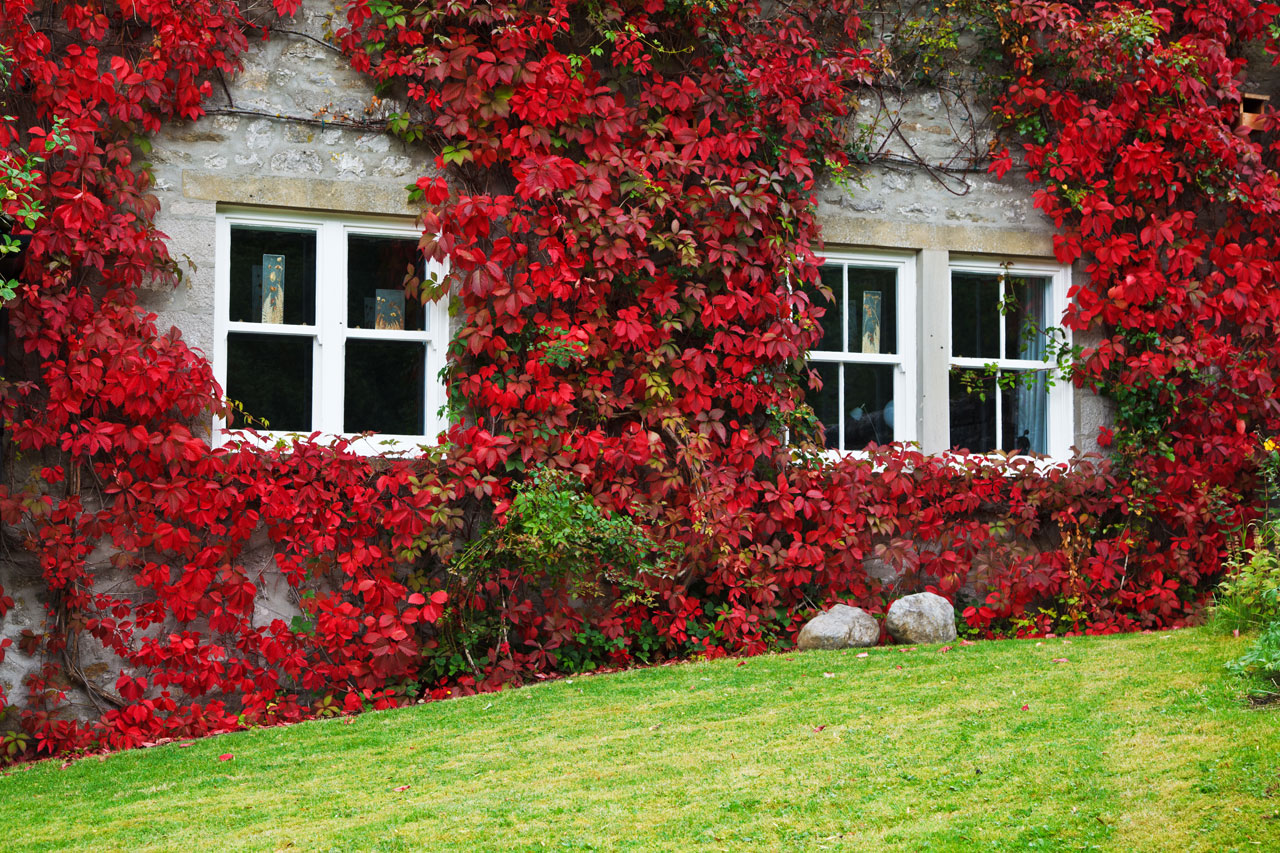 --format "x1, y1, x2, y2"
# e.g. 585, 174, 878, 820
843, 363, 895, 449
809, 361, 840, 449
347, 235, 425, 331
344, 340, 426, 435
949, 369, 996, 453
802, 264, 844, 351
226, 333, 313, 431
229, 227, 316, 325
951, 272, 1000, 359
